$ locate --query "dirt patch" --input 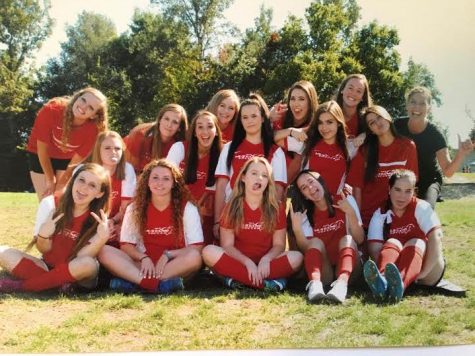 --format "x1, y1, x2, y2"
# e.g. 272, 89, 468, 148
441, 183, 475, 200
